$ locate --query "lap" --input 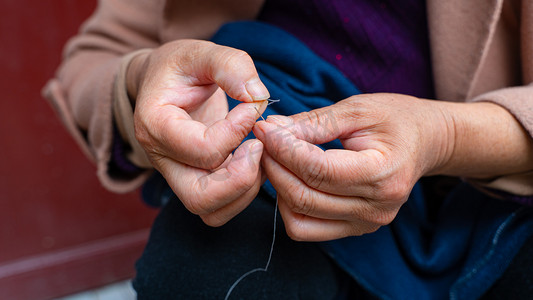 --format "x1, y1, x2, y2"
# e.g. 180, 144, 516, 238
133, 189, 346, 300
133, 178, 533, 299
